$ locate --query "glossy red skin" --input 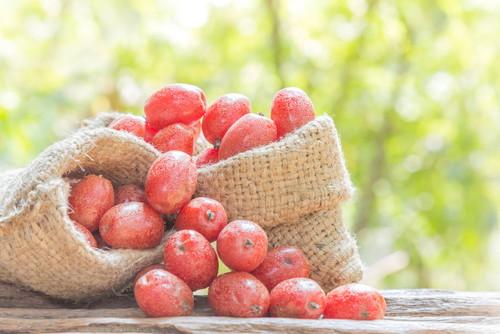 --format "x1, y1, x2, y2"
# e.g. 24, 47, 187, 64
218, 114, 278, 160
195, 147, 219, 168
145, 151, 197, 215
251, 246, 310, 290
324, 284, 386, 320
175, 197, 228, 242
269, 278, 325, 319
163, 230, 218, 291
99, 202, 165, 249
202, 93, 250, 144
208, 272, 270, 317
151, 123, 194, 155
144, 83, 206, 130
133, 264, 164, 286
271, 87, 315, 138
109, 115, 146, 139
134, 269, 194, 317
115, 184, 146, 204
217, 220, 268, 271
72, 221, 97, 248
68, 175, 115, 232
144, 120, 159, 143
